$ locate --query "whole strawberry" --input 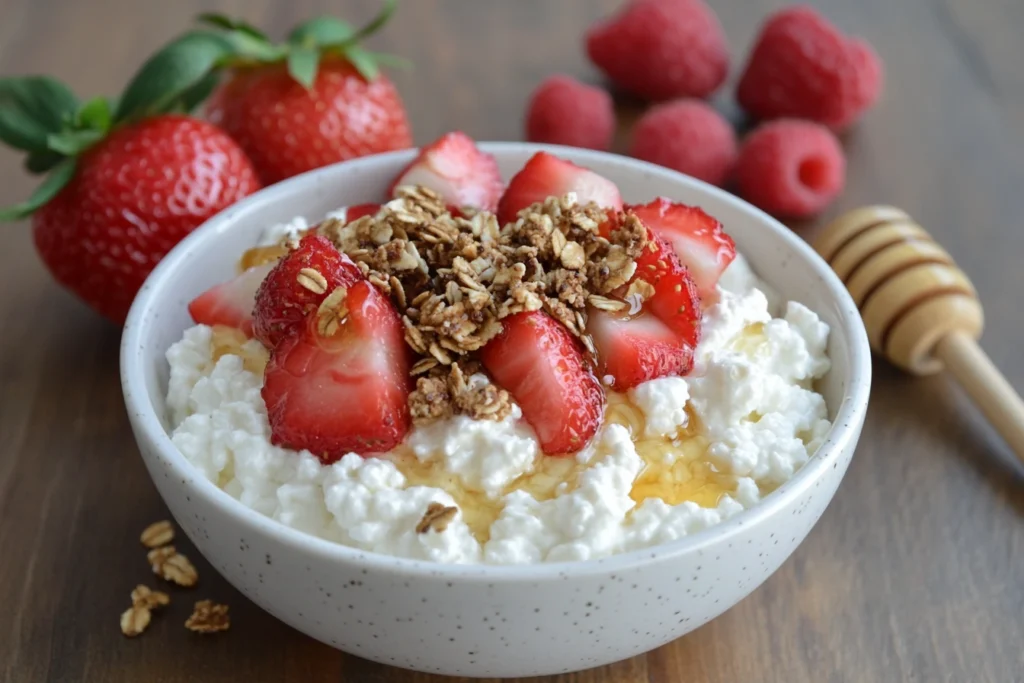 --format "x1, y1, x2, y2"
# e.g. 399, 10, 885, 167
0, 36, 260, 322
200, 3, 413, 184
